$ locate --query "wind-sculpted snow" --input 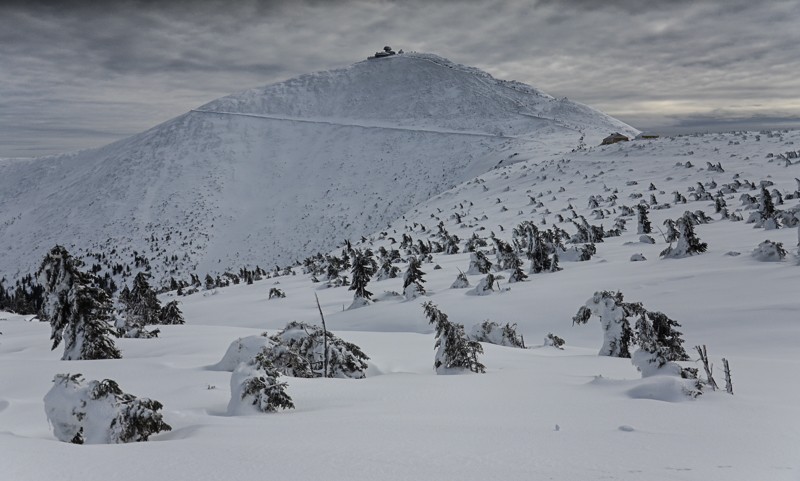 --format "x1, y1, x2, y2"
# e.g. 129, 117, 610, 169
0, 53, 635, 285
